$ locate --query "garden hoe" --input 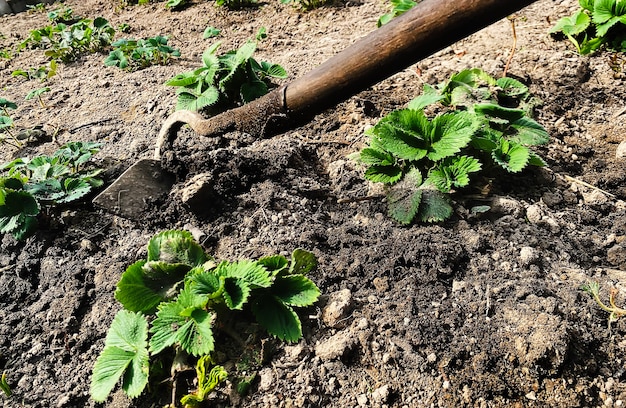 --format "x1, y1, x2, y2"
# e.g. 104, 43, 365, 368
93, 0, 539, 219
